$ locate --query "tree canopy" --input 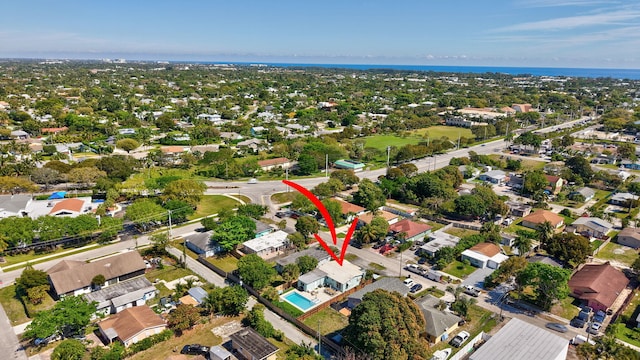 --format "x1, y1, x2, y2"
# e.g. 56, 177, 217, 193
211, 215, 256, 252
515, 262, 571, 310
237, 254, 276, 290
25, 296, 96, 339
